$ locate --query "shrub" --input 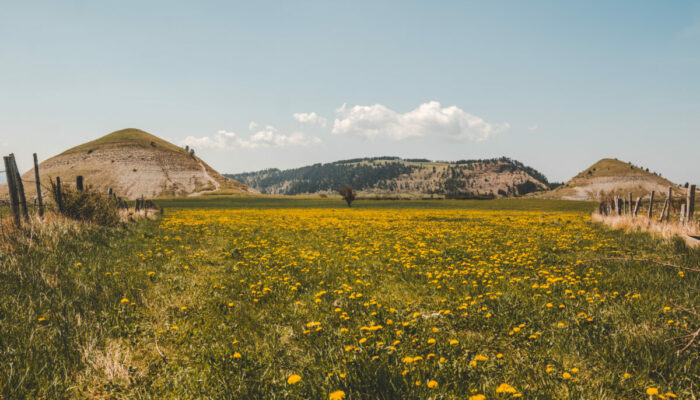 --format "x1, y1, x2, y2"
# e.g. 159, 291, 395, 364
50, 181, 120, 226
338, 185, 356, 207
